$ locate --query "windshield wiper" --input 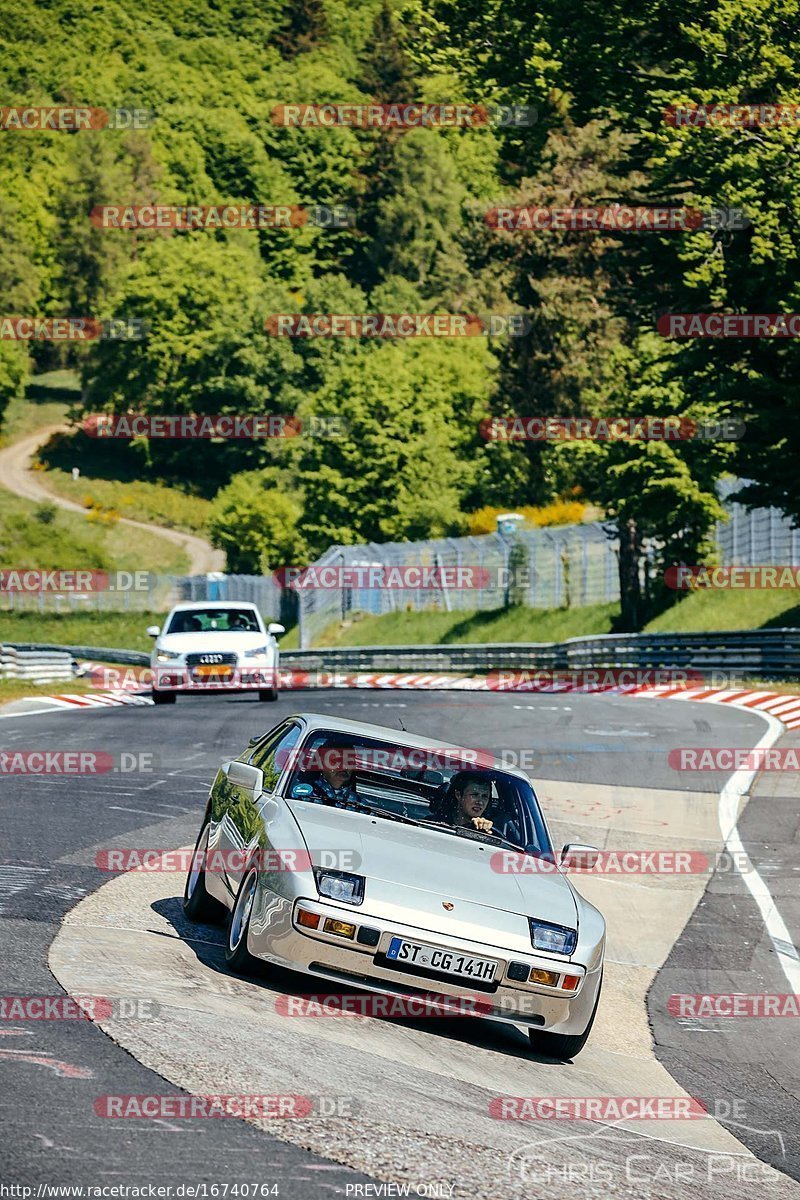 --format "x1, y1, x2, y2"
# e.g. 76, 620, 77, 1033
346, 805, 528, 851
448, 827, 526, 852
346, 803, 429, 828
